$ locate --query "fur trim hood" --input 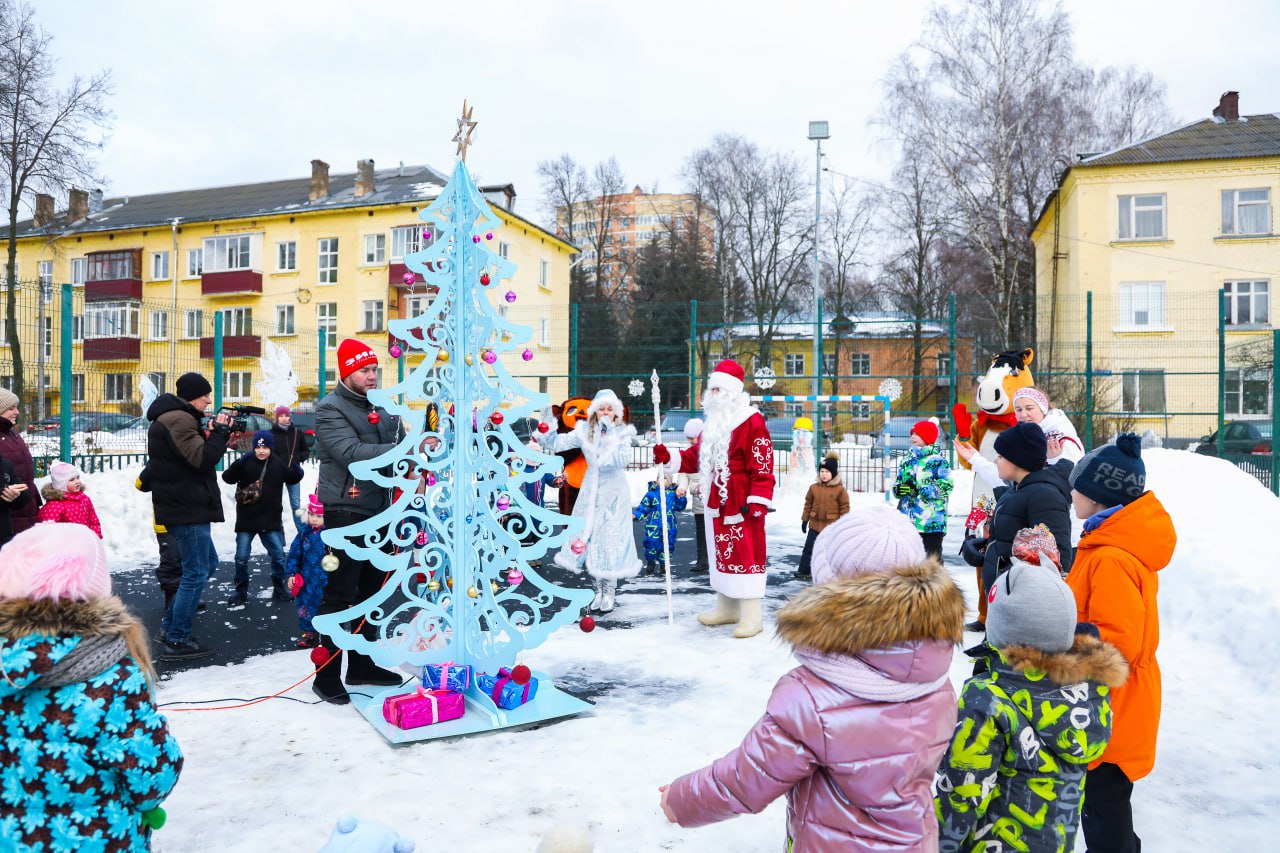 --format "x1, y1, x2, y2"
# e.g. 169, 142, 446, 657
40, 483, 85, 501
775, 559, 965, 655
0, 595, 137, 640
999, 633, 1130, 688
